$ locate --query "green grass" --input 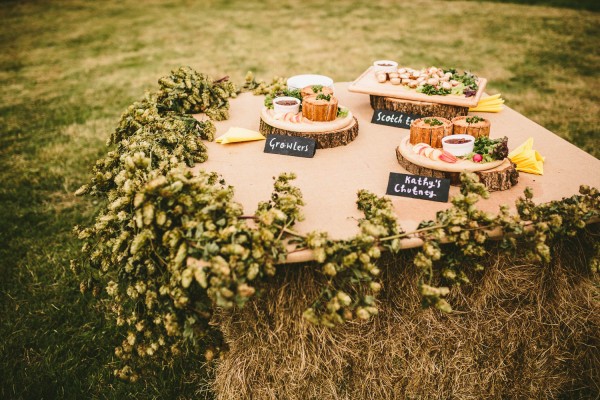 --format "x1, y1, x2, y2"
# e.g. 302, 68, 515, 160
0, 0, 598, 398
